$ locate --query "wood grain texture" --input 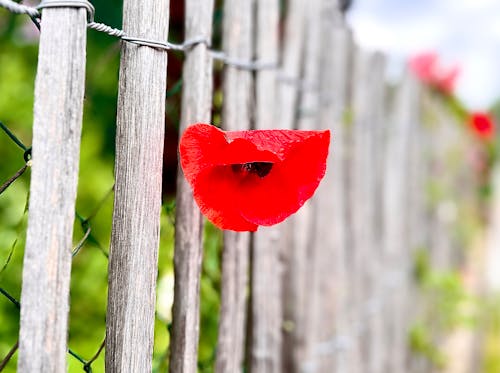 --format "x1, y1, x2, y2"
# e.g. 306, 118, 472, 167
169, 0, 214, 371
350, 50, 387, 373
314, 6, 350, 372
278, 0, 309, 371
249, 0, 282, 372
17, 4, 87, 372
344, 44, 371, 373
364, 52, 386, 373
217, 231, 250, 372
216, 0, 253, 371
383, 73, 420, 373
293, 0, 323, 371
105, 0, 169, 371
278, 0, 307, 131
